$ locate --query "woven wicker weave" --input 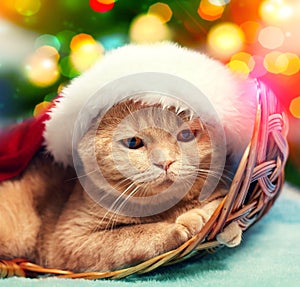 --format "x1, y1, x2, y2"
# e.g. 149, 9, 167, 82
0, 80, 288, 280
